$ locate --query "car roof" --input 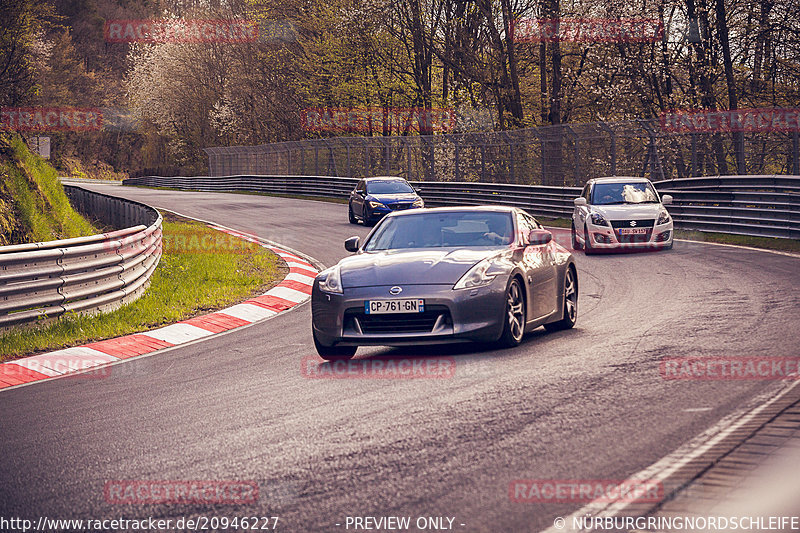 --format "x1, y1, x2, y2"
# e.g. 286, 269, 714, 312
587, 176, 652, 184
388, 205, 518, 218
364, 176, 408, 182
